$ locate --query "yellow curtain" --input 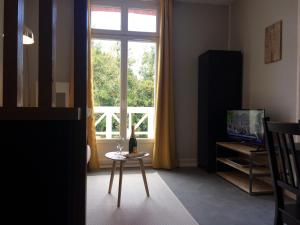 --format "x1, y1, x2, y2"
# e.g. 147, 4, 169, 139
87, 0, 100, 171
152, 0, 178, 169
